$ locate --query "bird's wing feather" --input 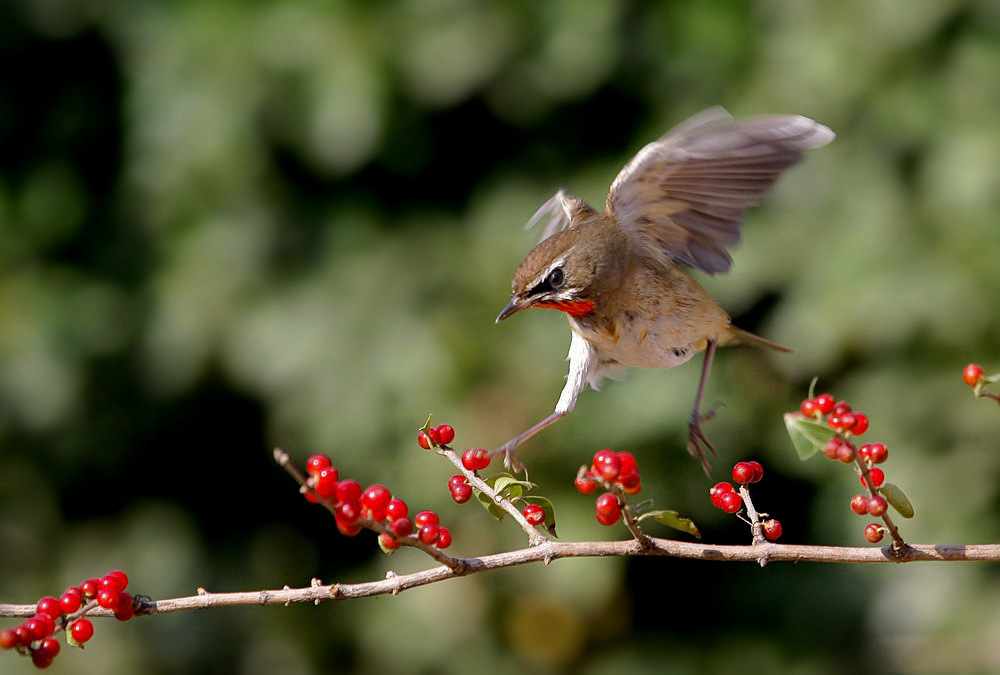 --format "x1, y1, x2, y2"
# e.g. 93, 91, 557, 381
607, 108, 835, 274
525, 189, 596, 244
